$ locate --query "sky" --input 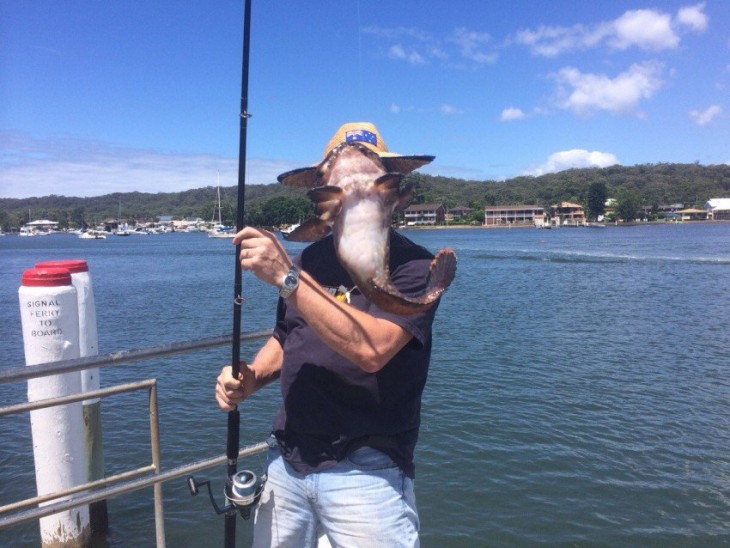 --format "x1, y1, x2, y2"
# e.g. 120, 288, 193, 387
1, 0, 728, 199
